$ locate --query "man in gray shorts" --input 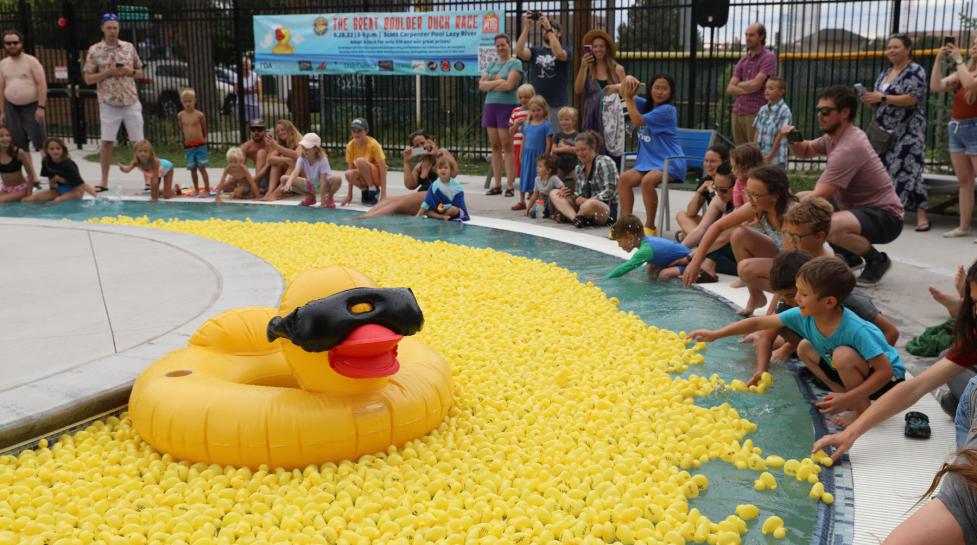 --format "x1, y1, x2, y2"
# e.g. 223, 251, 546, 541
784, 85, 904, 286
